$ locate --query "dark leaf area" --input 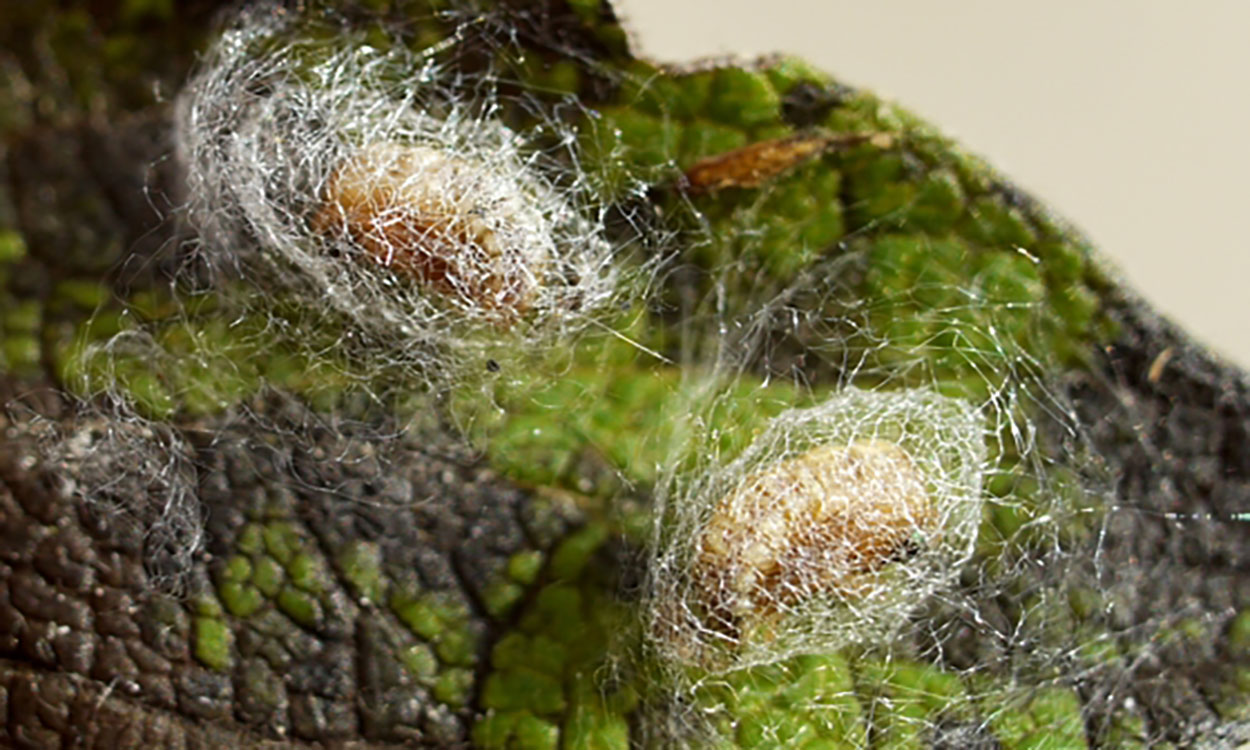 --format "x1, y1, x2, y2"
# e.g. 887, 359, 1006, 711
1064, 291, 1250, 744
0, 389, 584, 747
915, 287, 1250, 746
